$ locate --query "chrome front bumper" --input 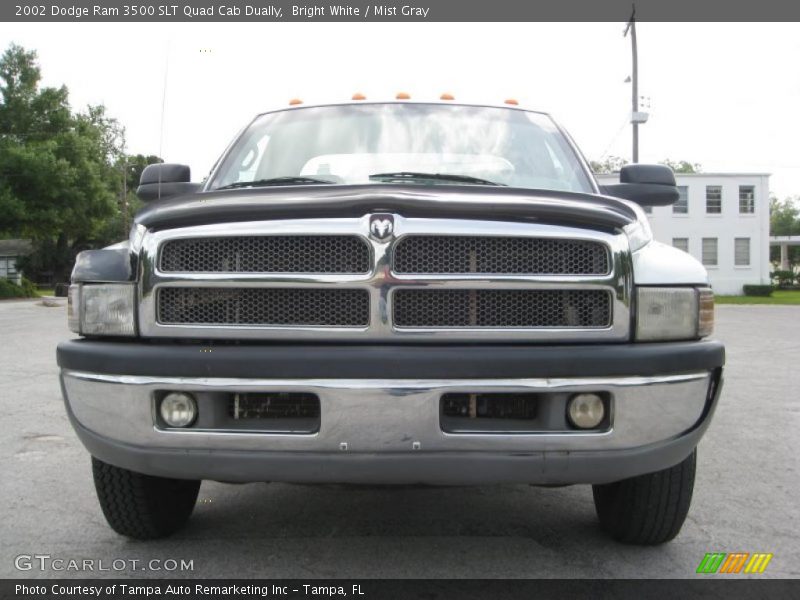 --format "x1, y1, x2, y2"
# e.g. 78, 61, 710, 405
60, 369, 719, 485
